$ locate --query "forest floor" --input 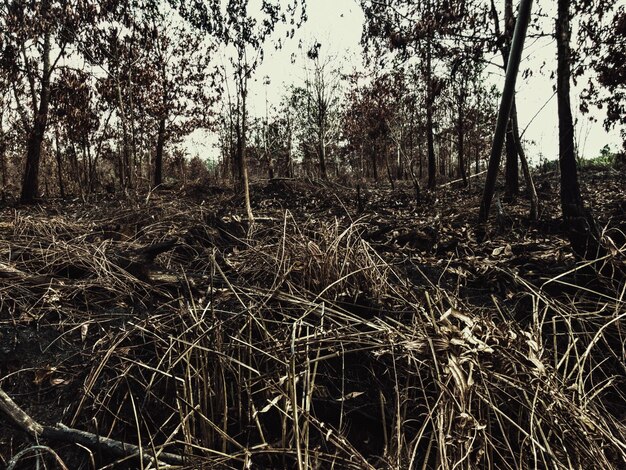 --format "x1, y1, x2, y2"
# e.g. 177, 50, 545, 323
1, 166, 625, 469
